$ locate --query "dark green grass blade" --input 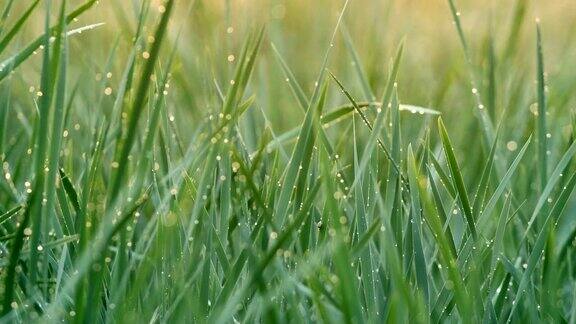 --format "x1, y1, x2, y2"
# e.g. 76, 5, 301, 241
438, 117, 477, 240
472, 125, 501, 219
406, 145, 429, 303
536, 23, 548, 191
0, 205, 21, 226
